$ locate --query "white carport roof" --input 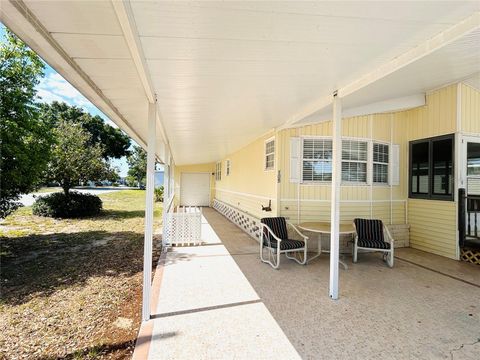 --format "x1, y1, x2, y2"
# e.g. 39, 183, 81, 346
1, 1, 479, 165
